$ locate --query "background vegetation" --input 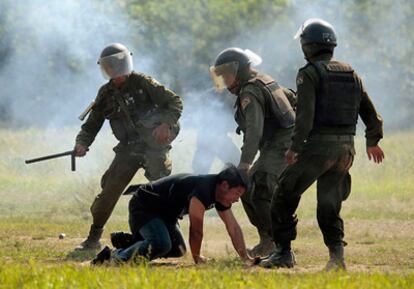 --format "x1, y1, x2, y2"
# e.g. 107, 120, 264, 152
0, 0, 413, 288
